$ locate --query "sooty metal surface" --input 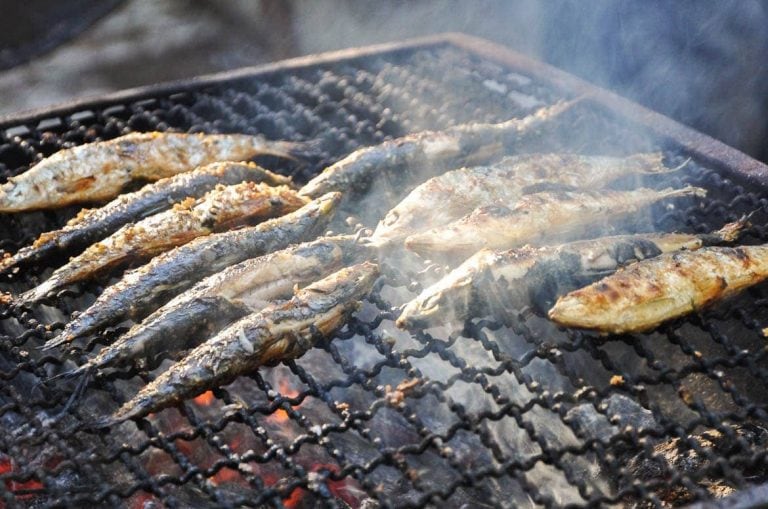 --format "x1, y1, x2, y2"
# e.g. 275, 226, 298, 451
1, 34, 768, 508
